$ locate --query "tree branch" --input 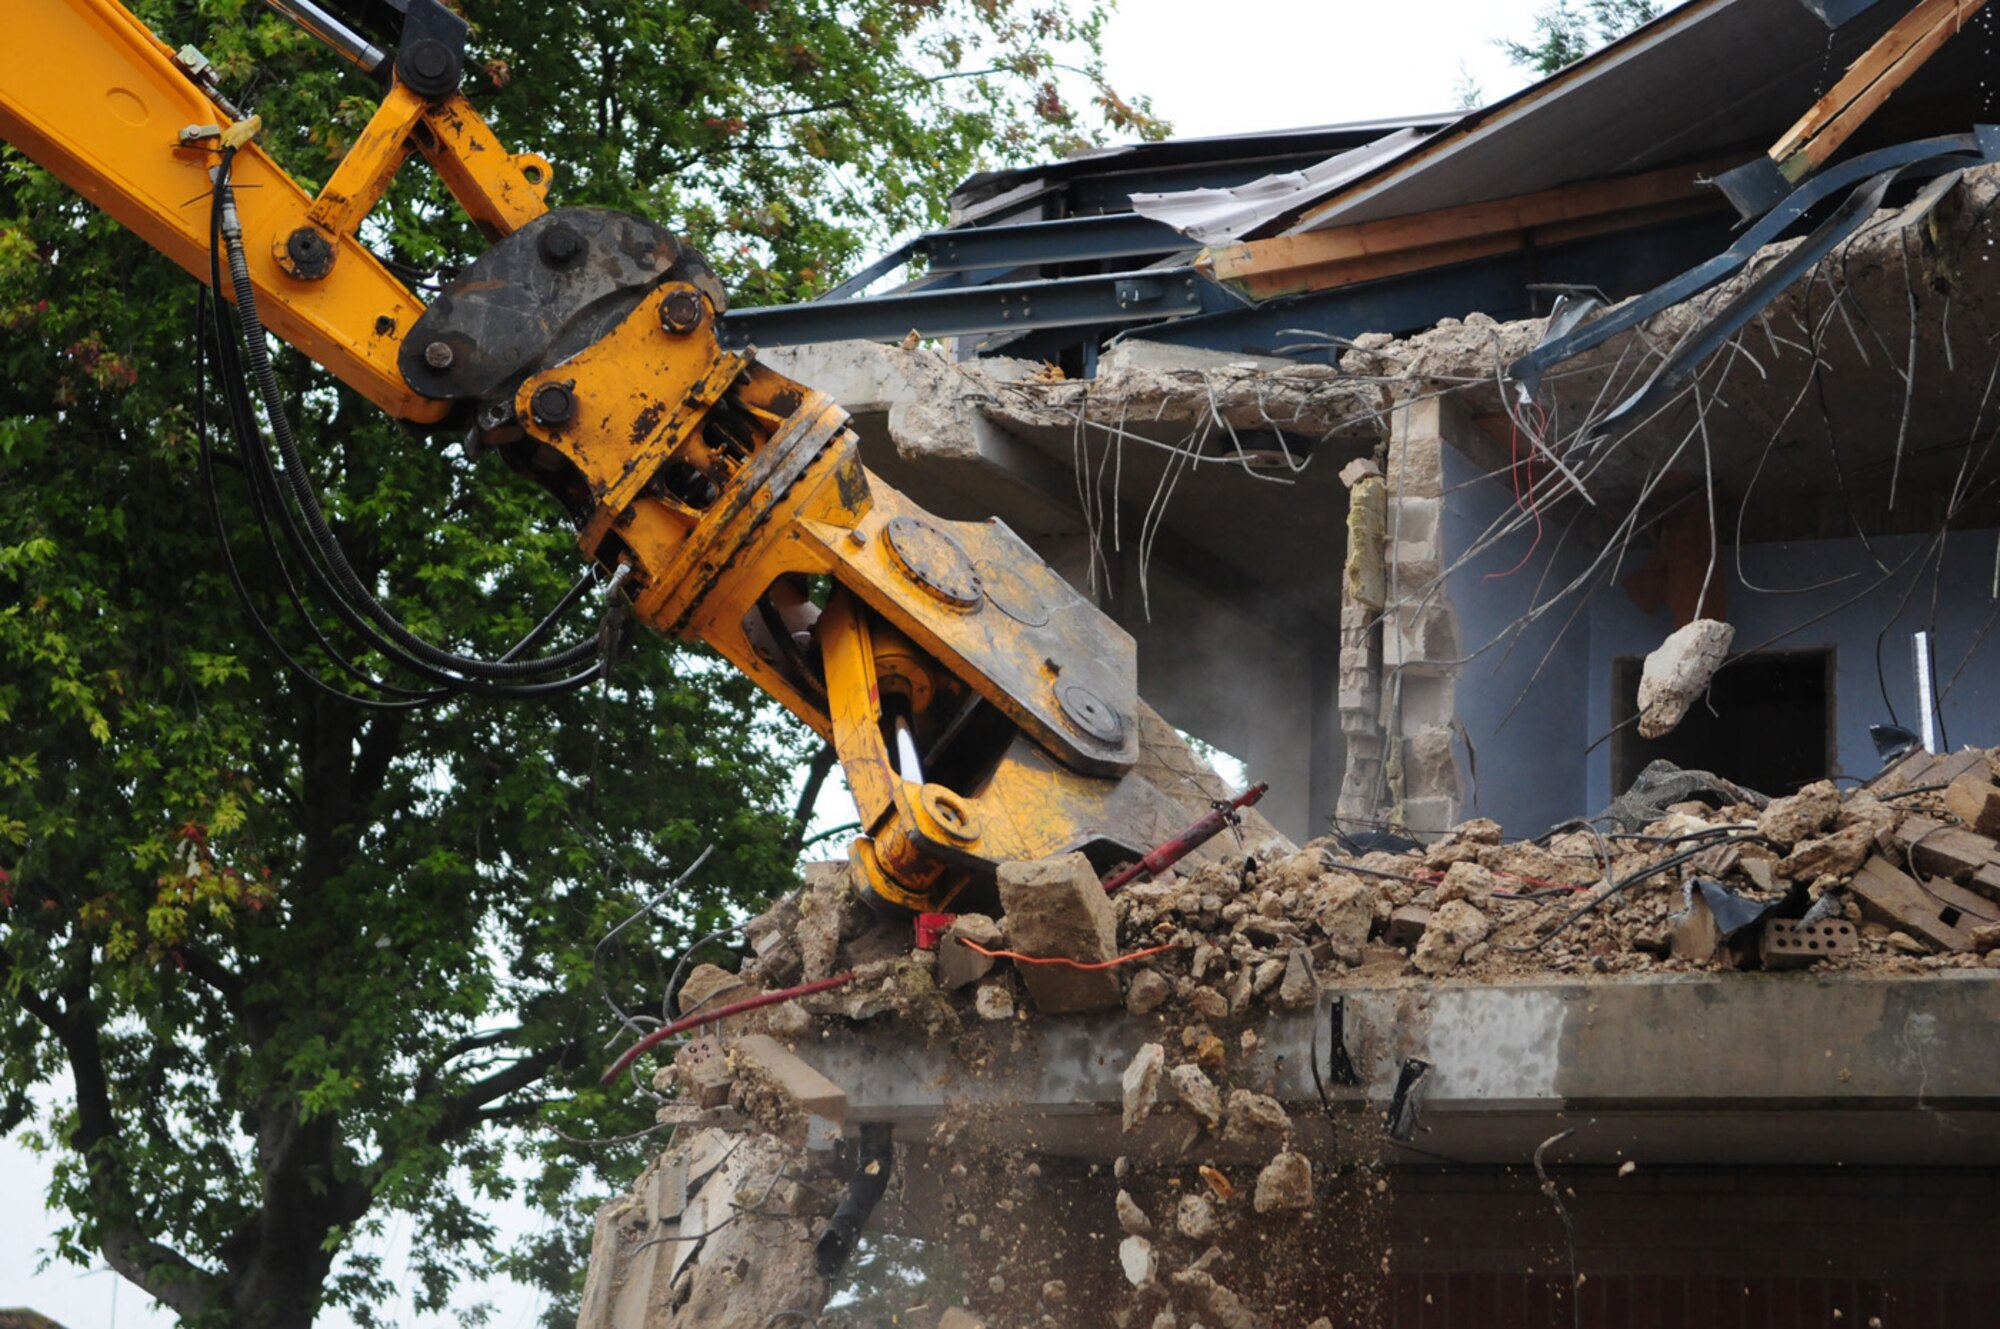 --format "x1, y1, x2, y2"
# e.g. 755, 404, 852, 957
425, 1040, 583, 1146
